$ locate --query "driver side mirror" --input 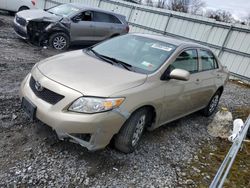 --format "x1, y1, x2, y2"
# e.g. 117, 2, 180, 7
161, 68, 190, 81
